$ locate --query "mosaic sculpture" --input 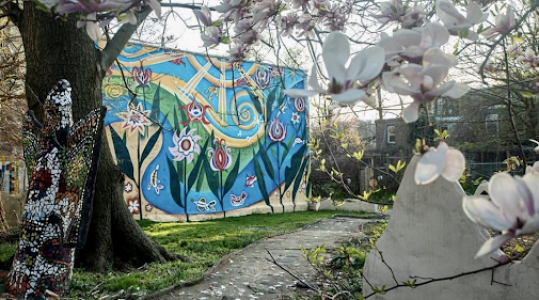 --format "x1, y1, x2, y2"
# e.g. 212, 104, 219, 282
7, 80, 105, 299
